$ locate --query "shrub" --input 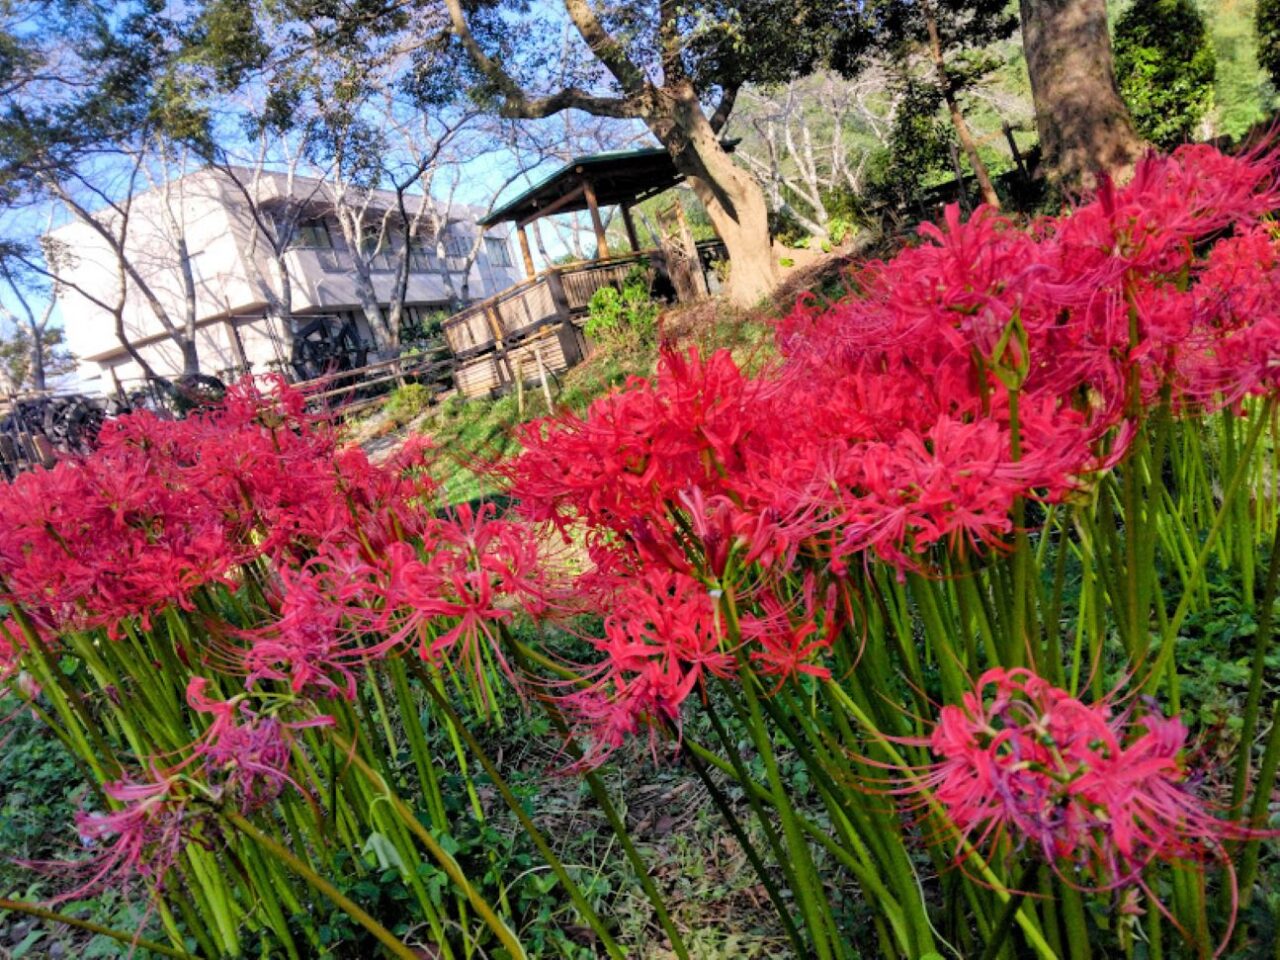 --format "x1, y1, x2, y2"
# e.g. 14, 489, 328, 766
383, 381, 433, 425
1115, 0, 1217, 147
584, 266, 660, 345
